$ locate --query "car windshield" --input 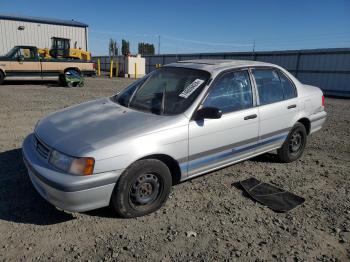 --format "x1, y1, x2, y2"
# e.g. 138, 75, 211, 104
116, 67, 210, 115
